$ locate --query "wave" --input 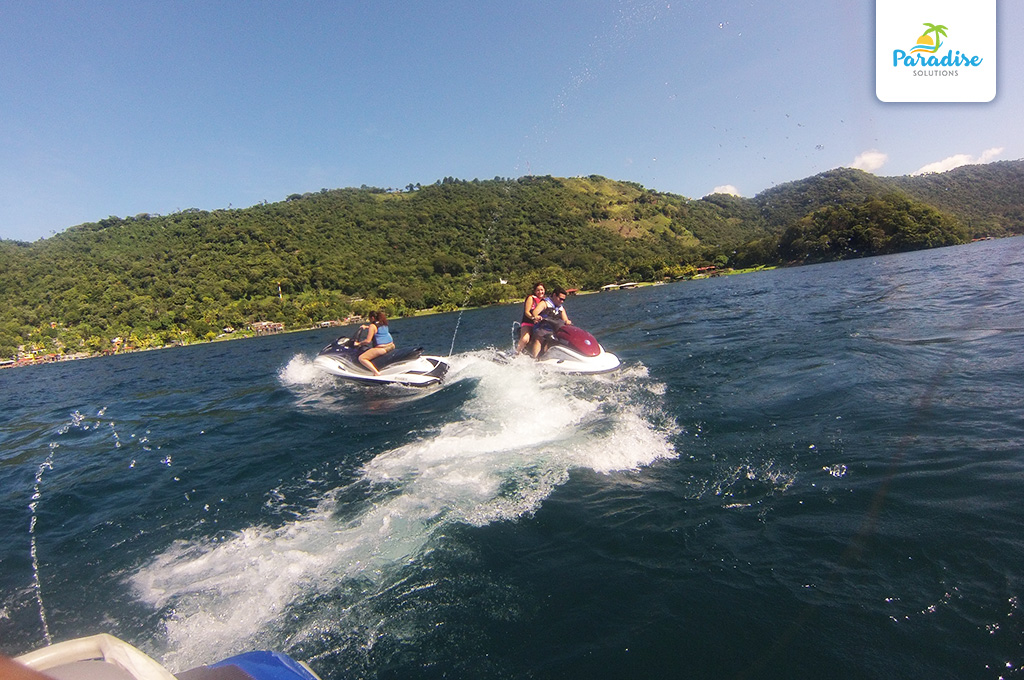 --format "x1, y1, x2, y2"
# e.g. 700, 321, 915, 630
129, 352, 678, 669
